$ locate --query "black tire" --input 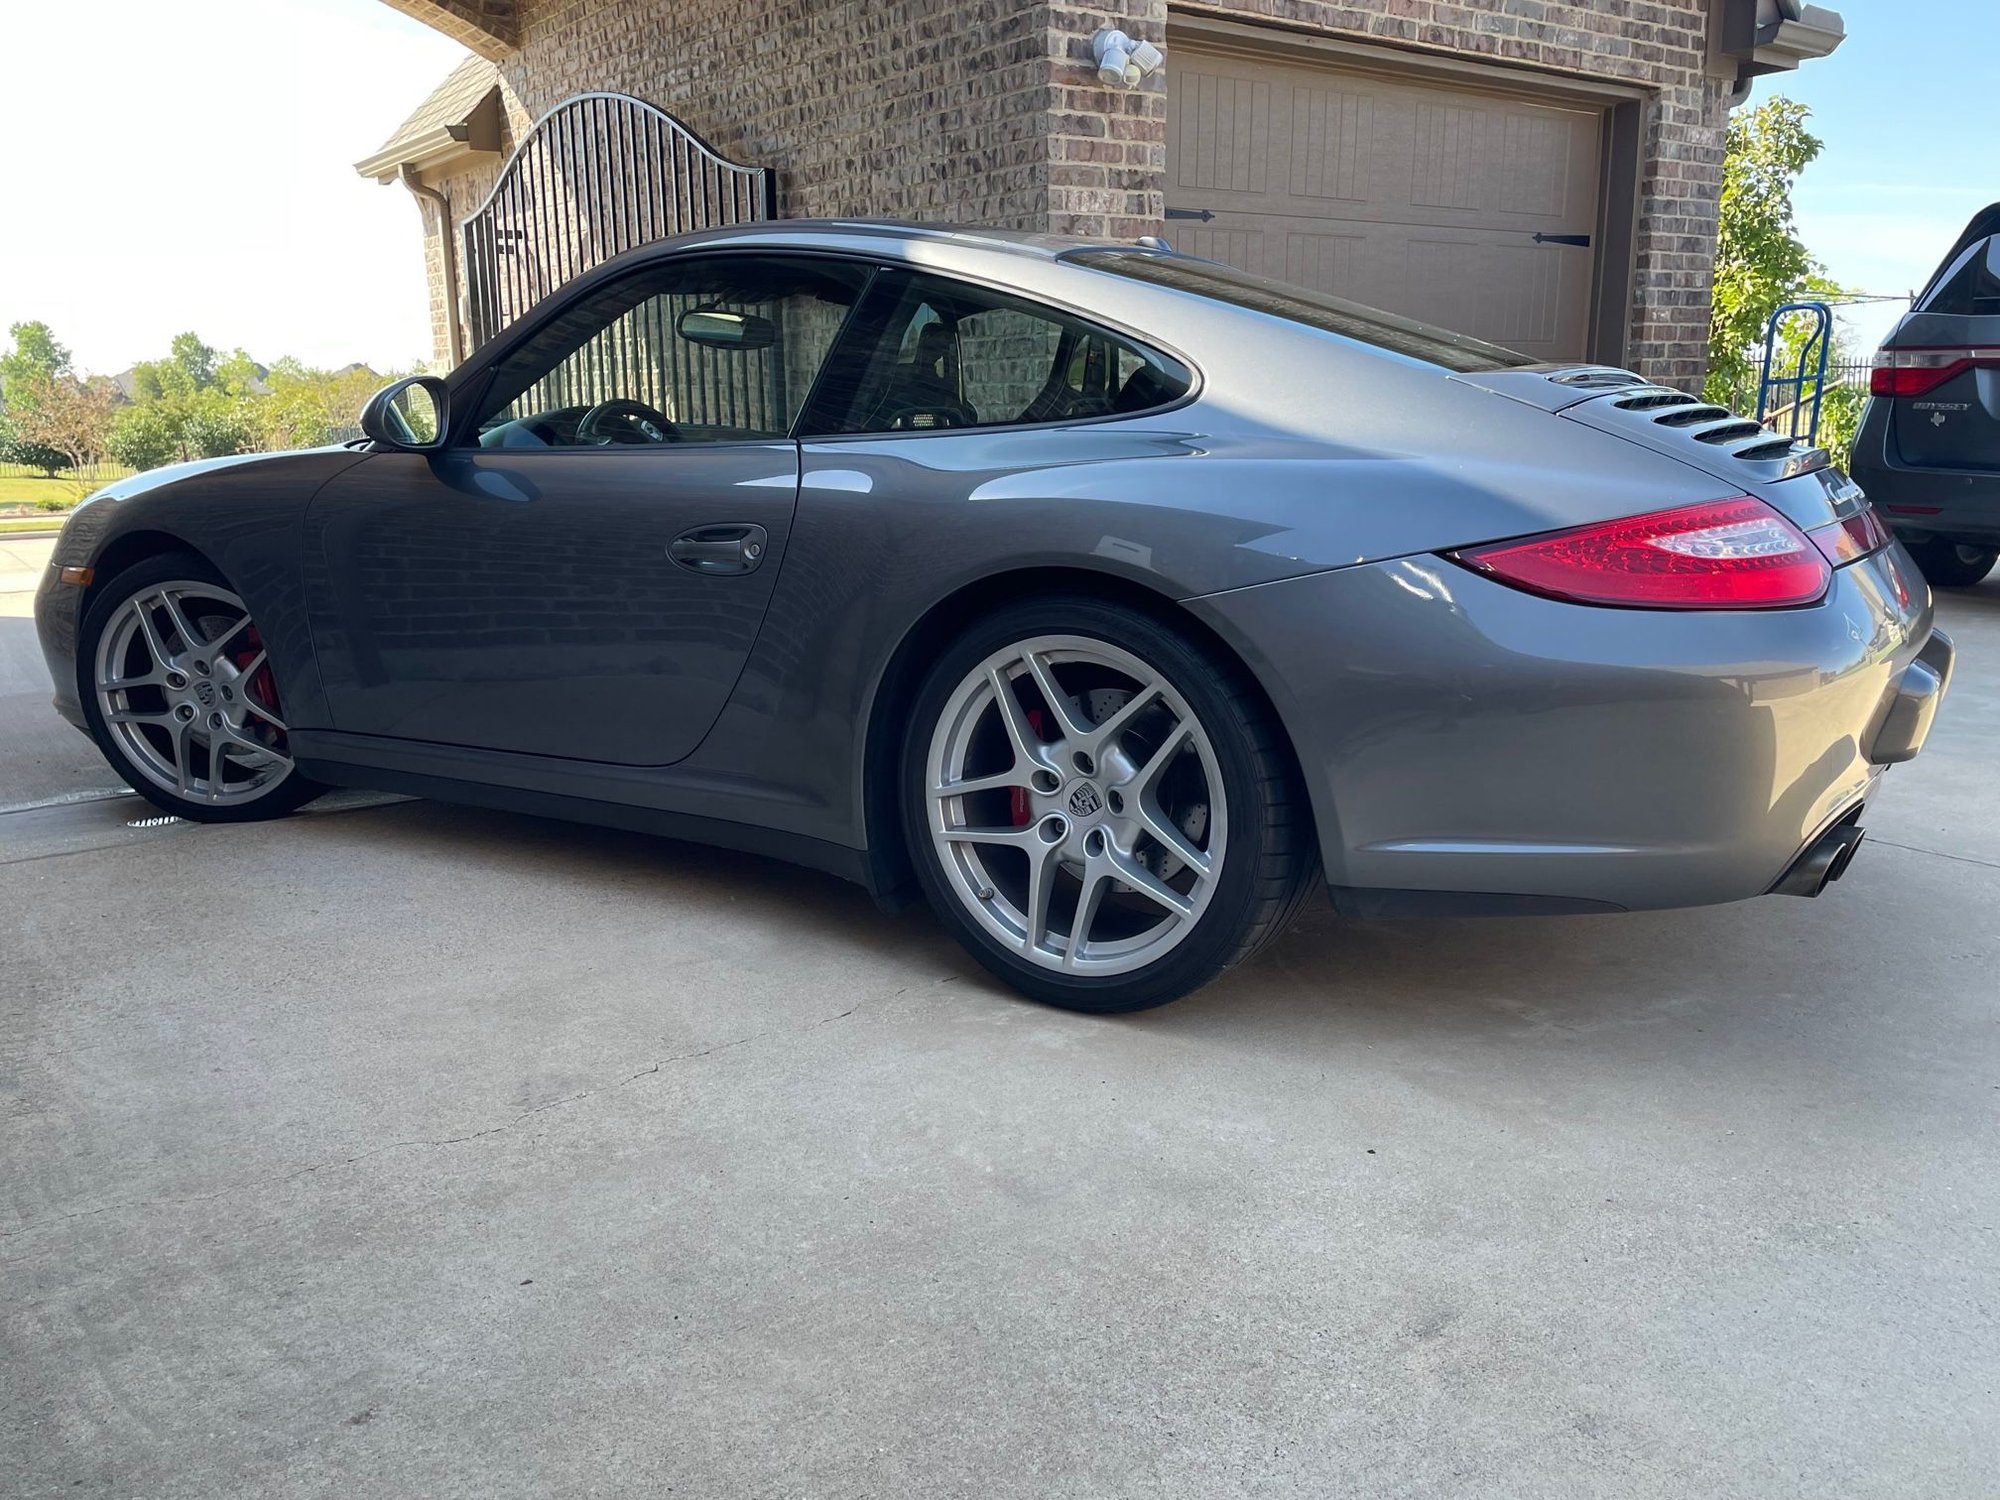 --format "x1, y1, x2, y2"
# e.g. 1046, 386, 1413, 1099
900, 595, 1321, 1013
1904, 539, 1998, 589
78, 550, 325, 823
